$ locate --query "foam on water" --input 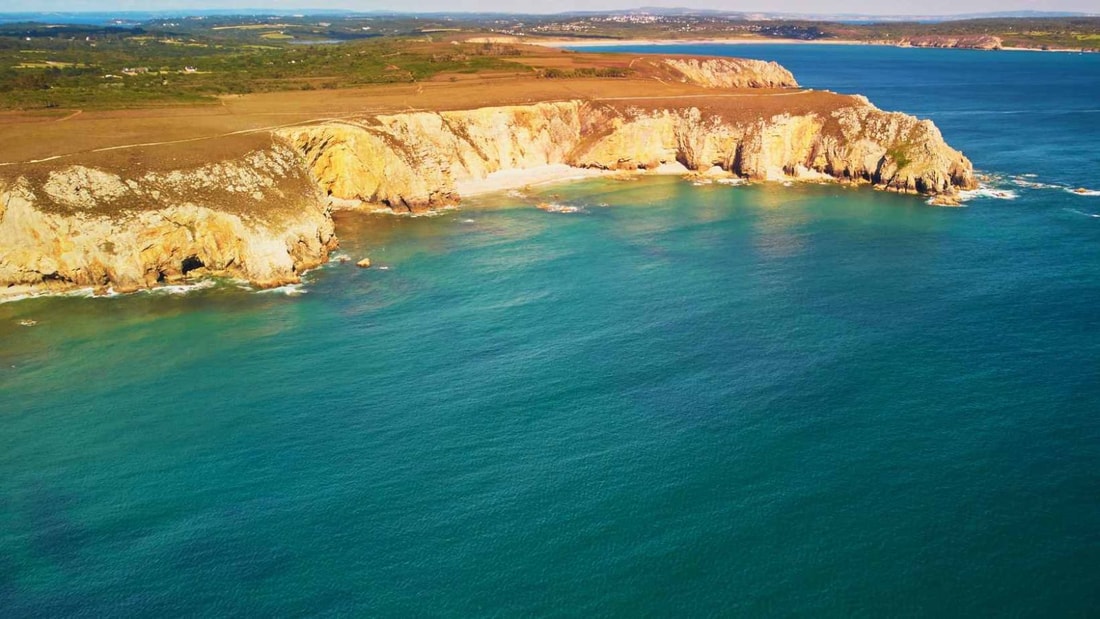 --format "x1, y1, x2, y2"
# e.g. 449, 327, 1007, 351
1066, 188, 1100, 197
959, 185, 1019, 202
256, 283, 308, 296
537, 202, 583, 214
1011, 176, 1064, 190
145, 280, 217, 295
716, 177, 747, 186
